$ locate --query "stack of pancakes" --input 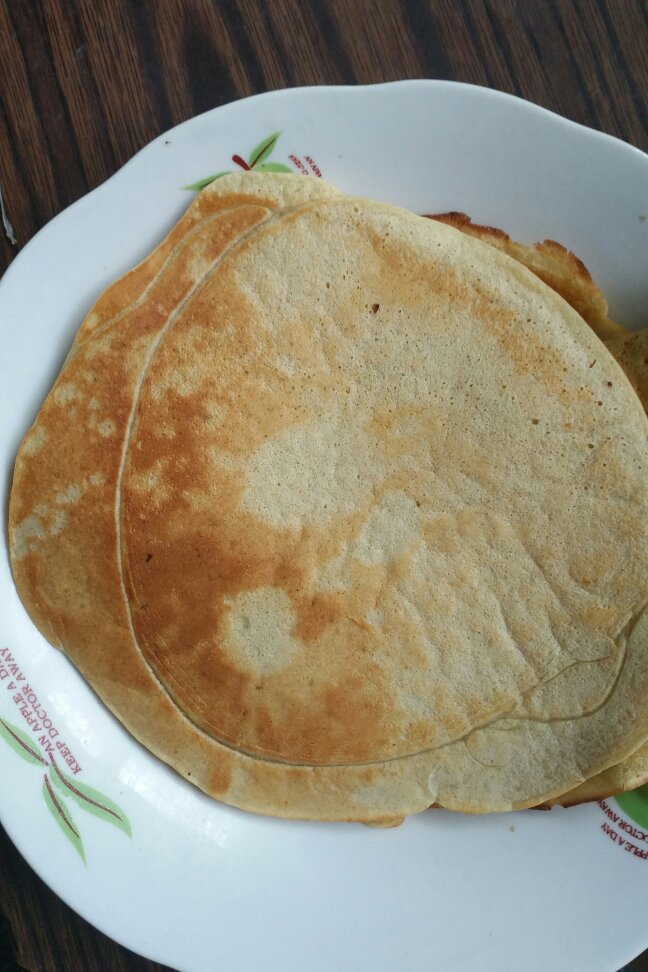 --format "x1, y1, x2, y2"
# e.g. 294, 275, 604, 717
9, 173, 648, 823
